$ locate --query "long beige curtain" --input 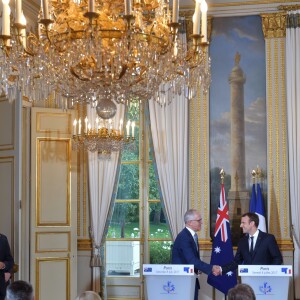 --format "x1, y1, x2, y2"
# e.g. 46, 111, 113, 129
87, 103, 124, 297
148, 93, 188, 240
285, 9, 300, 299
